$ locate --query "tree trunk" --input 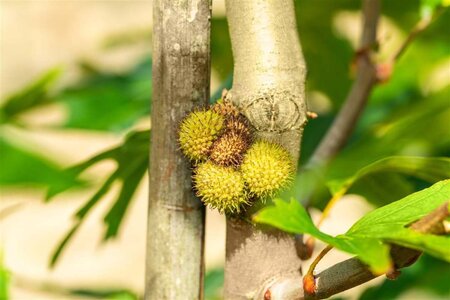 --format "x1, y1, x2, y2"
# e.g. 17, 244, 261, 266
224, 0, 308, 298
145, 1, 211, 299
